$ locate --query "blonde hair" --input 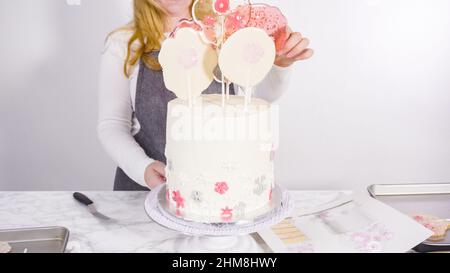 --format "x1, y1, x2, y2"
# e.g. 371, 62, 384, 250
118, 0, 167, 76
119, 0, 215, 77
